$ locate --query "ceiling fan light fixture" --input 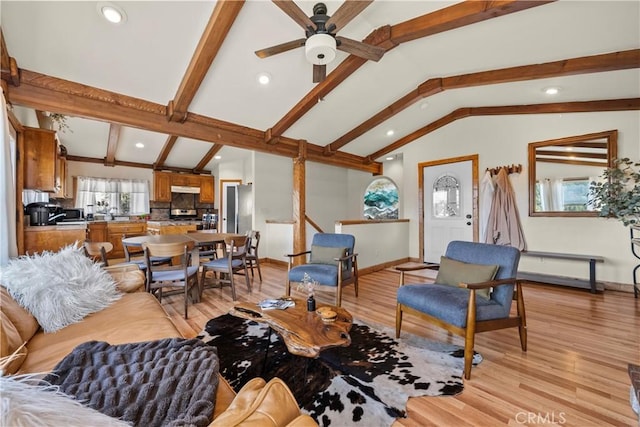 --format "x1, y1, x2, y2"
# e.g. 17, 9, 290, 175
305, 34, 336, 65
